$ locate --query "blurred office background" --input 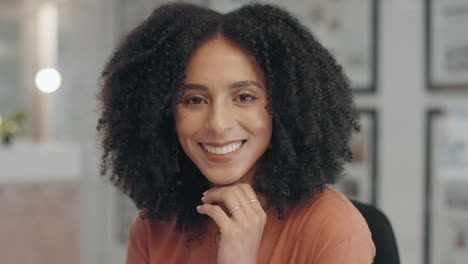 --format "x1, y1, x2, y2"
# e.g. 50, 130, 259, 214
1, 0, 468, 263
